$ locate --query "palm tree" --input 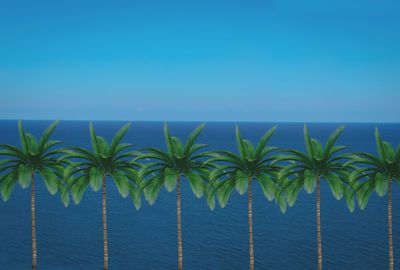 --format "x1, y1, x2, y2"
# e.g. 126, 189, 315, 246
0, 120, 67, 270
62, 122, 142, 270
206, 126, 282, 270
277, 125, 355, 270
348, 128, 400, 270
136, 123, 212, 270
